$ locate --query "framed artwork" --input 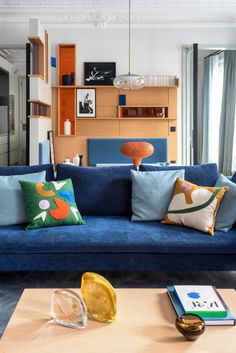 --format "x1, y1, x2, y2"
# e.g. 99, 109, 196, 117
76, 88, 96, 118
84, 62, 116, 86
47, 130, 56, 172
